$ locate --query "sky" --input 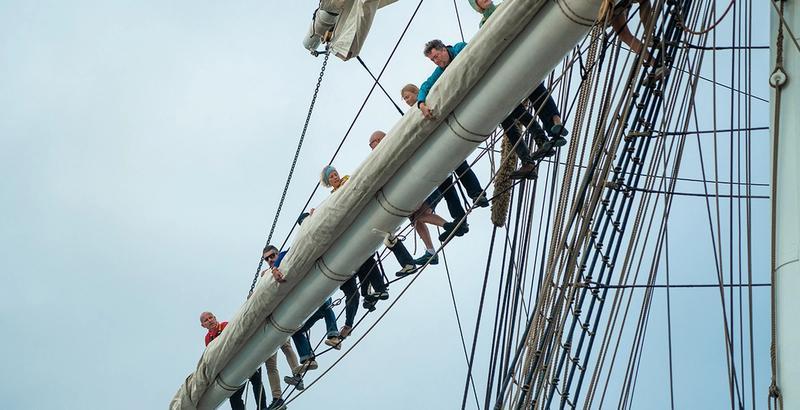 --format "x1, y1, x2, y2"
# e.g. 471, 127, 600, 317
0, 1, 775, 409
